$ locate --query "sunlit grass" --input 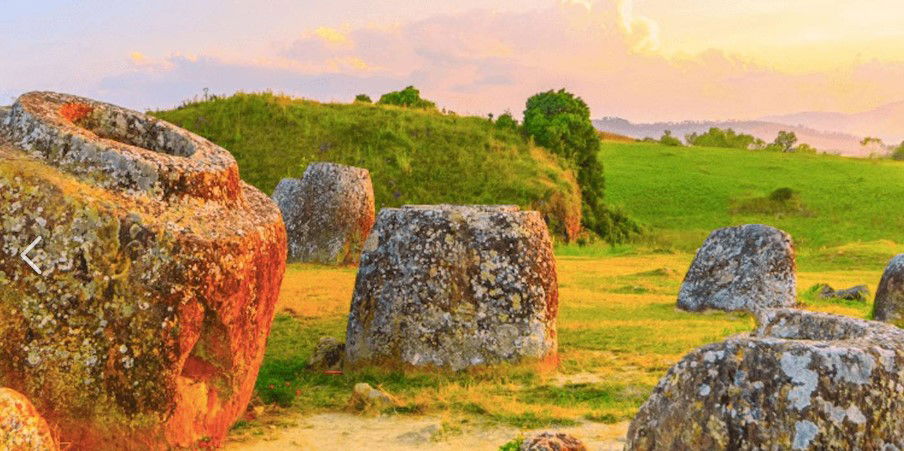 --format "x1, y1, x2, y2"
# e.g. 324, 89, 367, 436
244, 250, 893, 437
600, 141, 904, 252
